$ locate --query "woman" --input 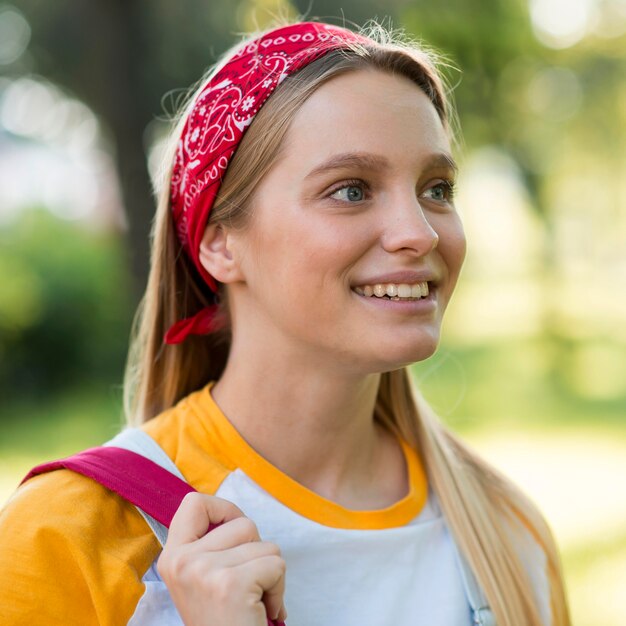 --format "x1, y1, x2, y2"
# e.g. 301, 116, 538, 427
0, 18, 570, 626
